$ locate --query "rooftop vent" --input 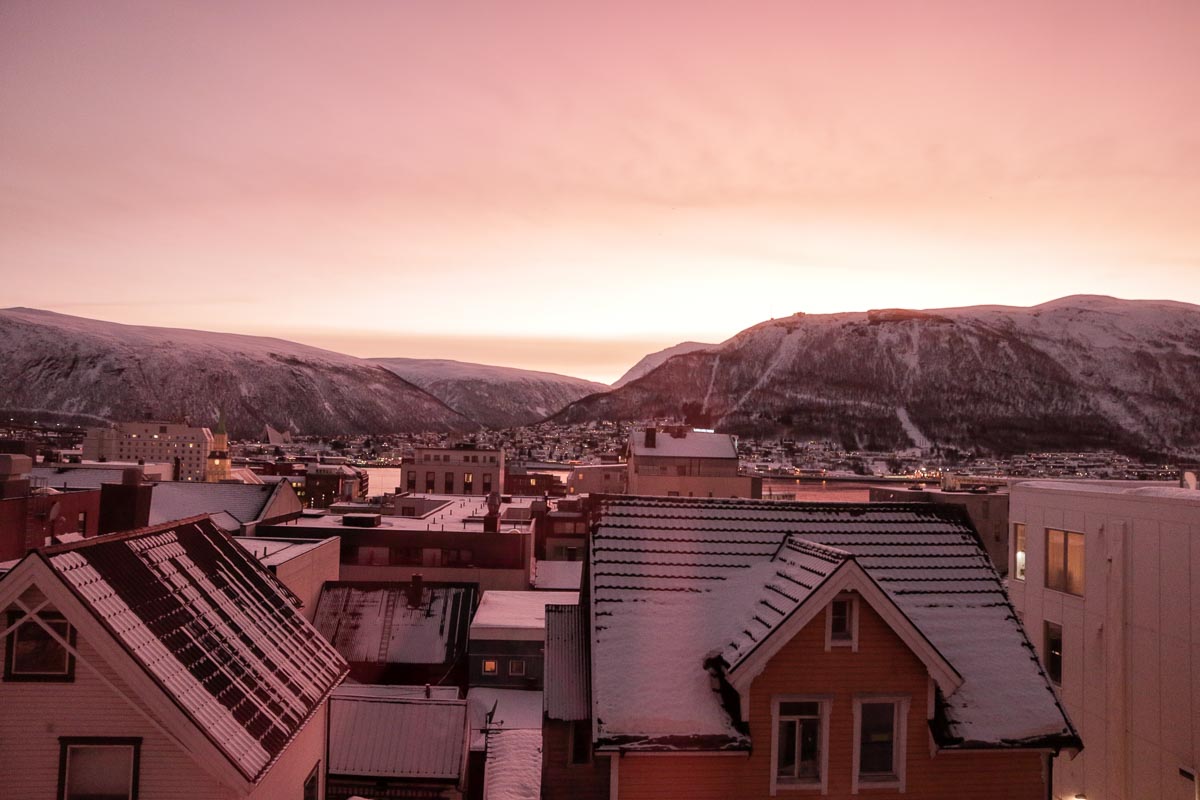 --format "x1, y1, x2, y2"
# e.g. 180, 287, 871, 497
342, 513, 382, 528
